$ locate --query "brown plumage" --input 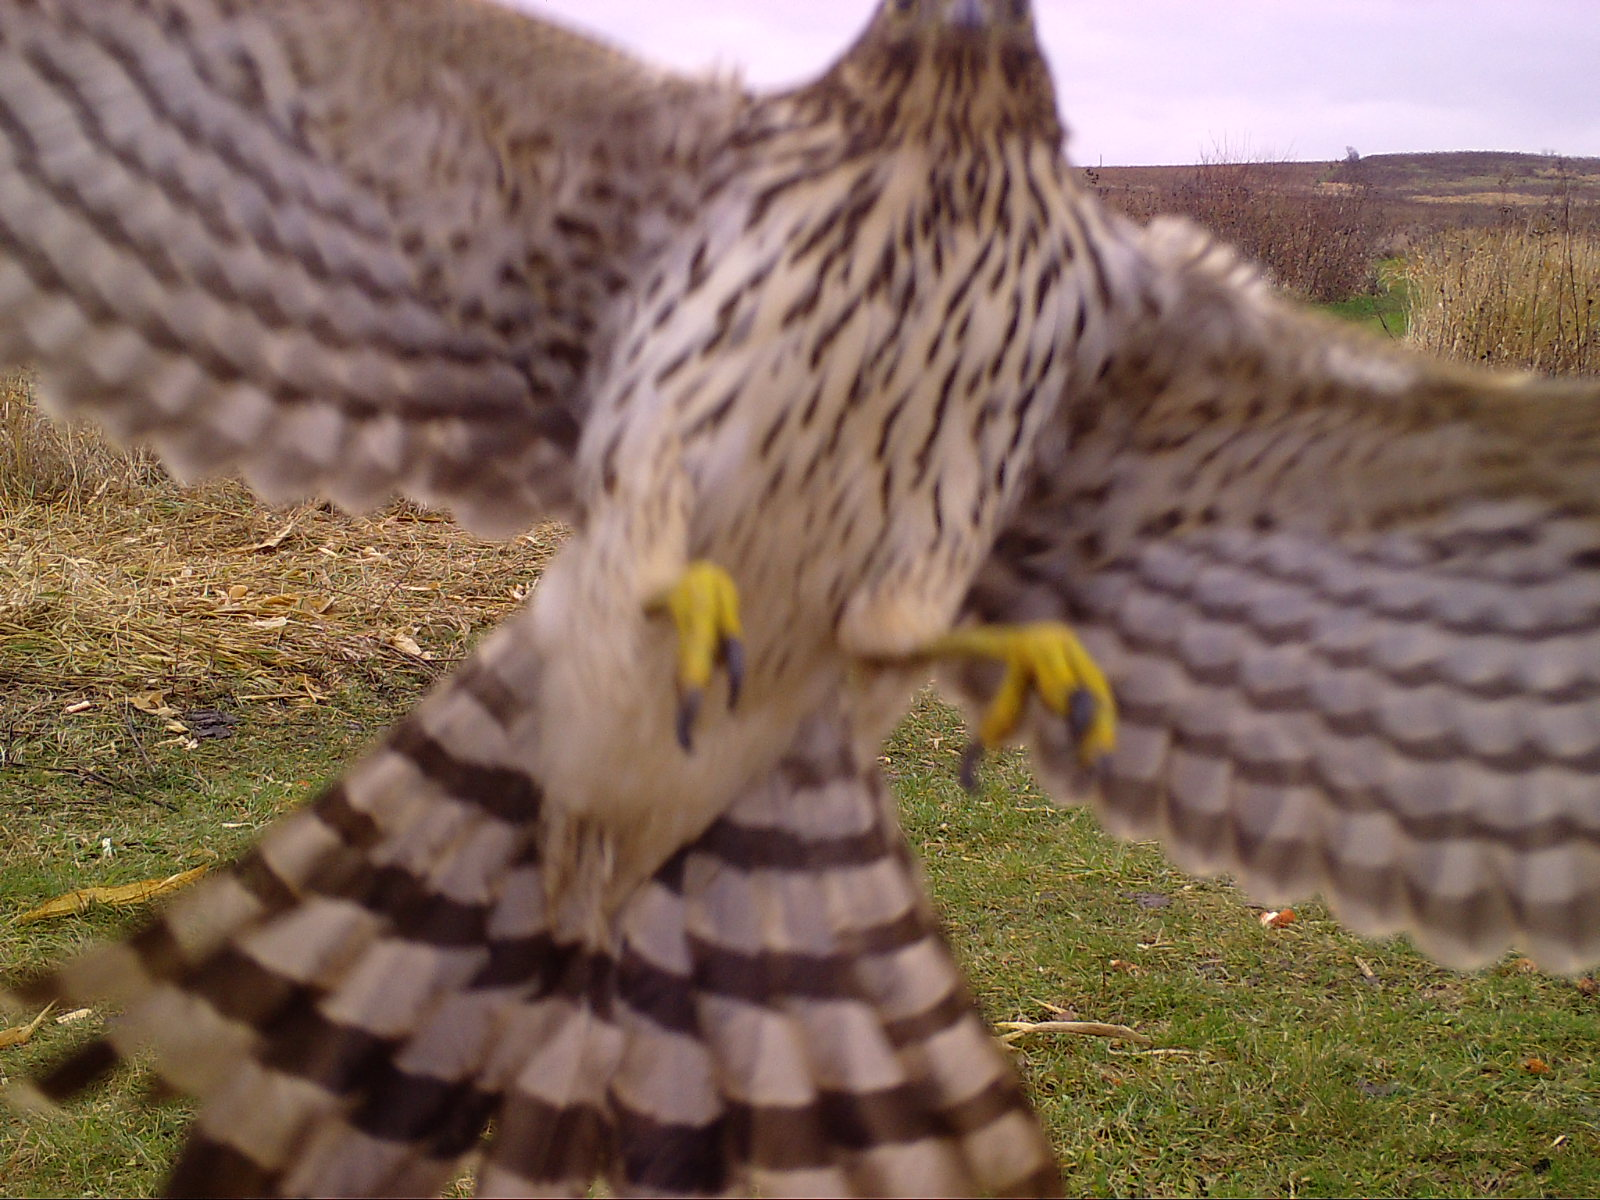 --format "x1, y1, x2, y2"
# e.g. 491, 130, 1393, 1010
3, 0, 1599, 1196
